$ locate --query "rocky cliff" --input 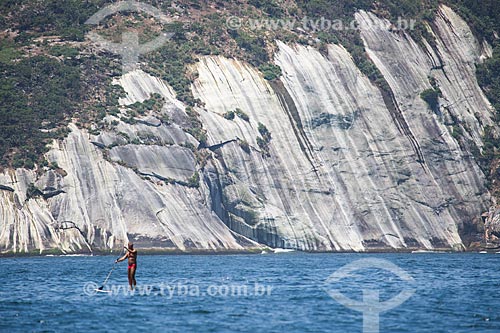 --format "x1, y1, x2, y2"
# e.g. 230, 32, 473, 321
0, 5, 495, 254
